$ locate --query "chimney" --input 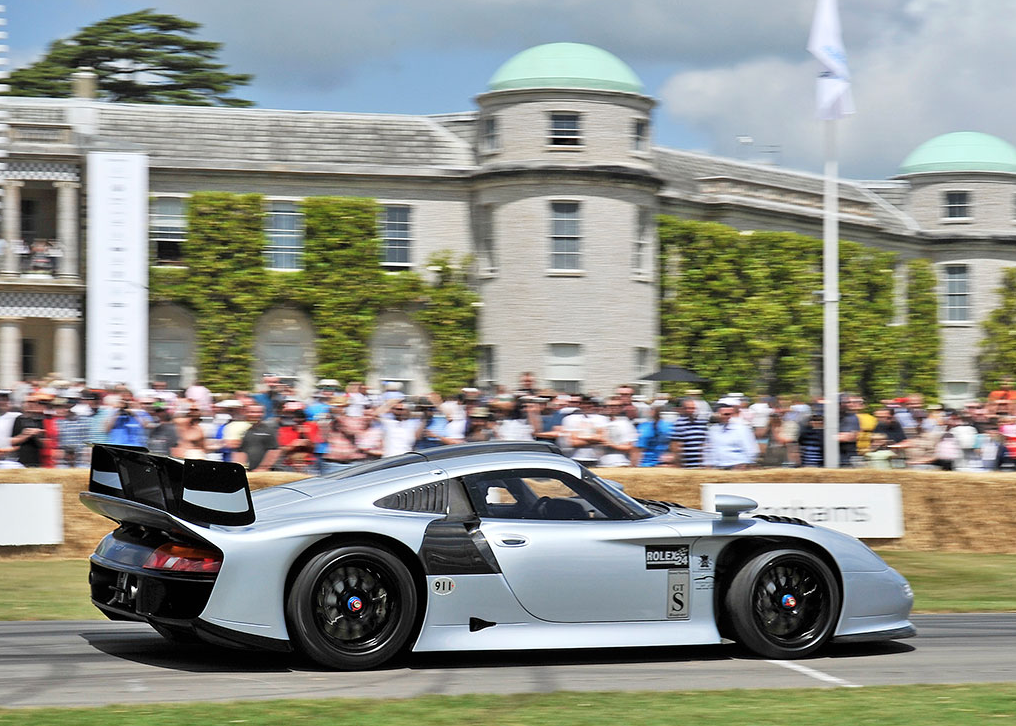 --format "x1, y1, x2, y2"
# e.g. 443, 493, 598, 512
71, 68, 97, 99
